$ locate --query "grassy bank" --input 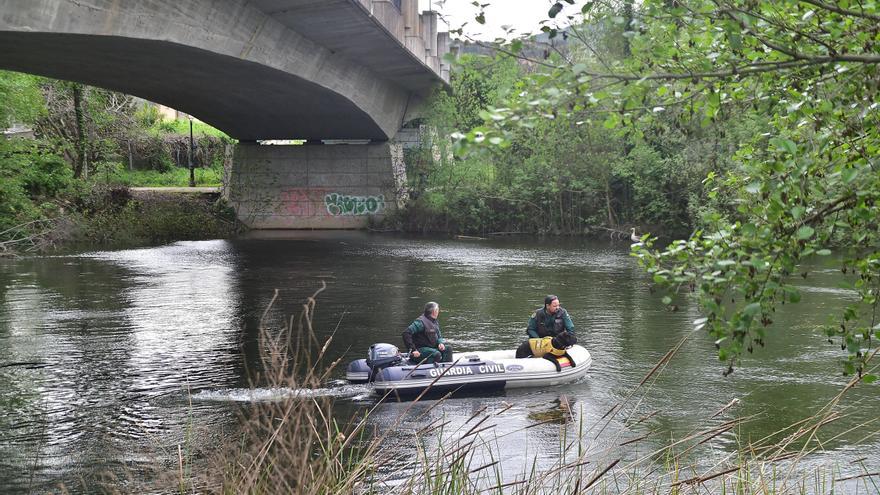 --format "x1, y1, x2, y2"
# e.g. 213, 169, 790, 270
95, 165, 224, 187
